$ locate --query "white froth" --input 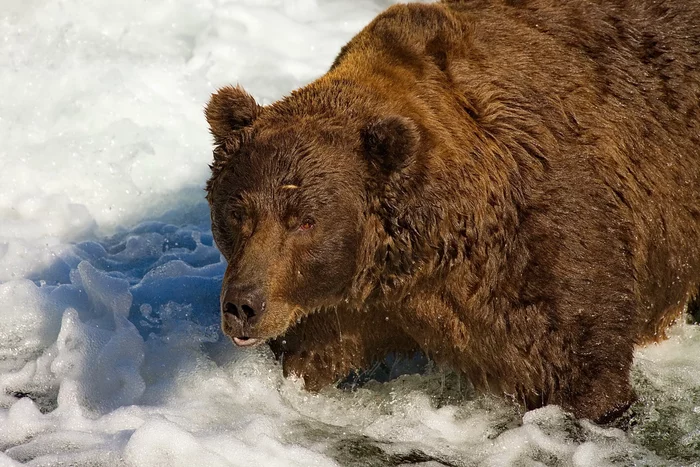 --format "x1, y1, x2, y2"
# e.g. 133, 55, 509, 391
1, 0, 699, 465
